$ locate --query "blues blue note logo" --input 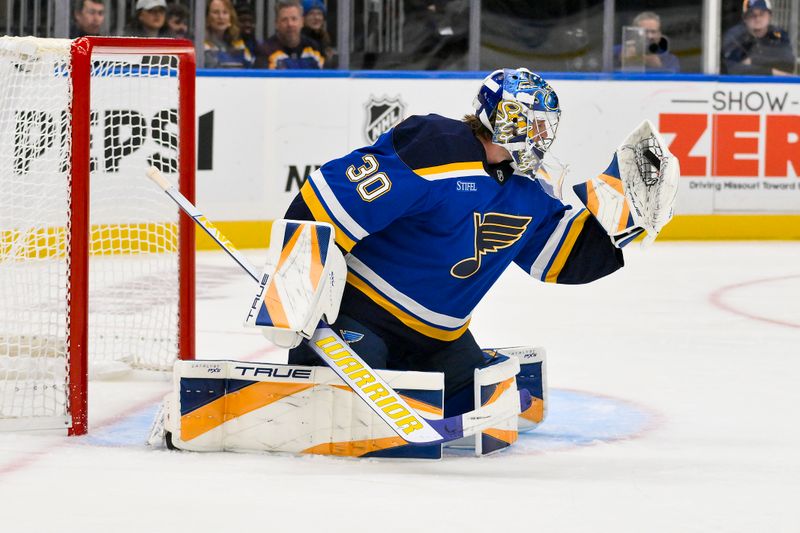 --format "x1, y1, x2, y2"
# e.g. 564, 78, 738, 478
340, 329, 365, 344
451, 212, 532, 278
